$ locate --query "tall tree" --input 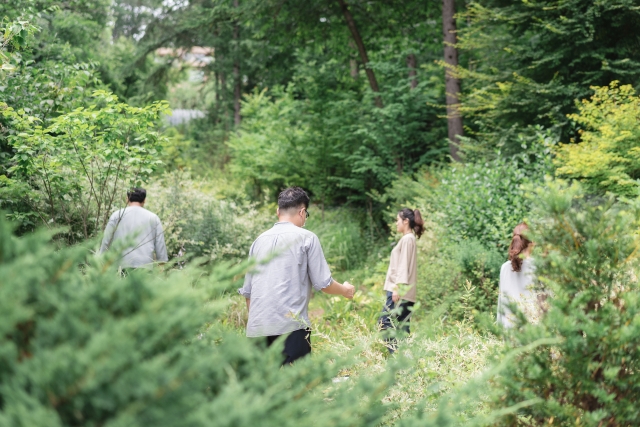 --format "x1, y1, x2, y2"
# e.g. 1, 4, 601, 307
457, 0, 640, 150
407, 53, 417, 90
336, 0, 382, 108
233, 0, 241, 127
442, 0, 463, 161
